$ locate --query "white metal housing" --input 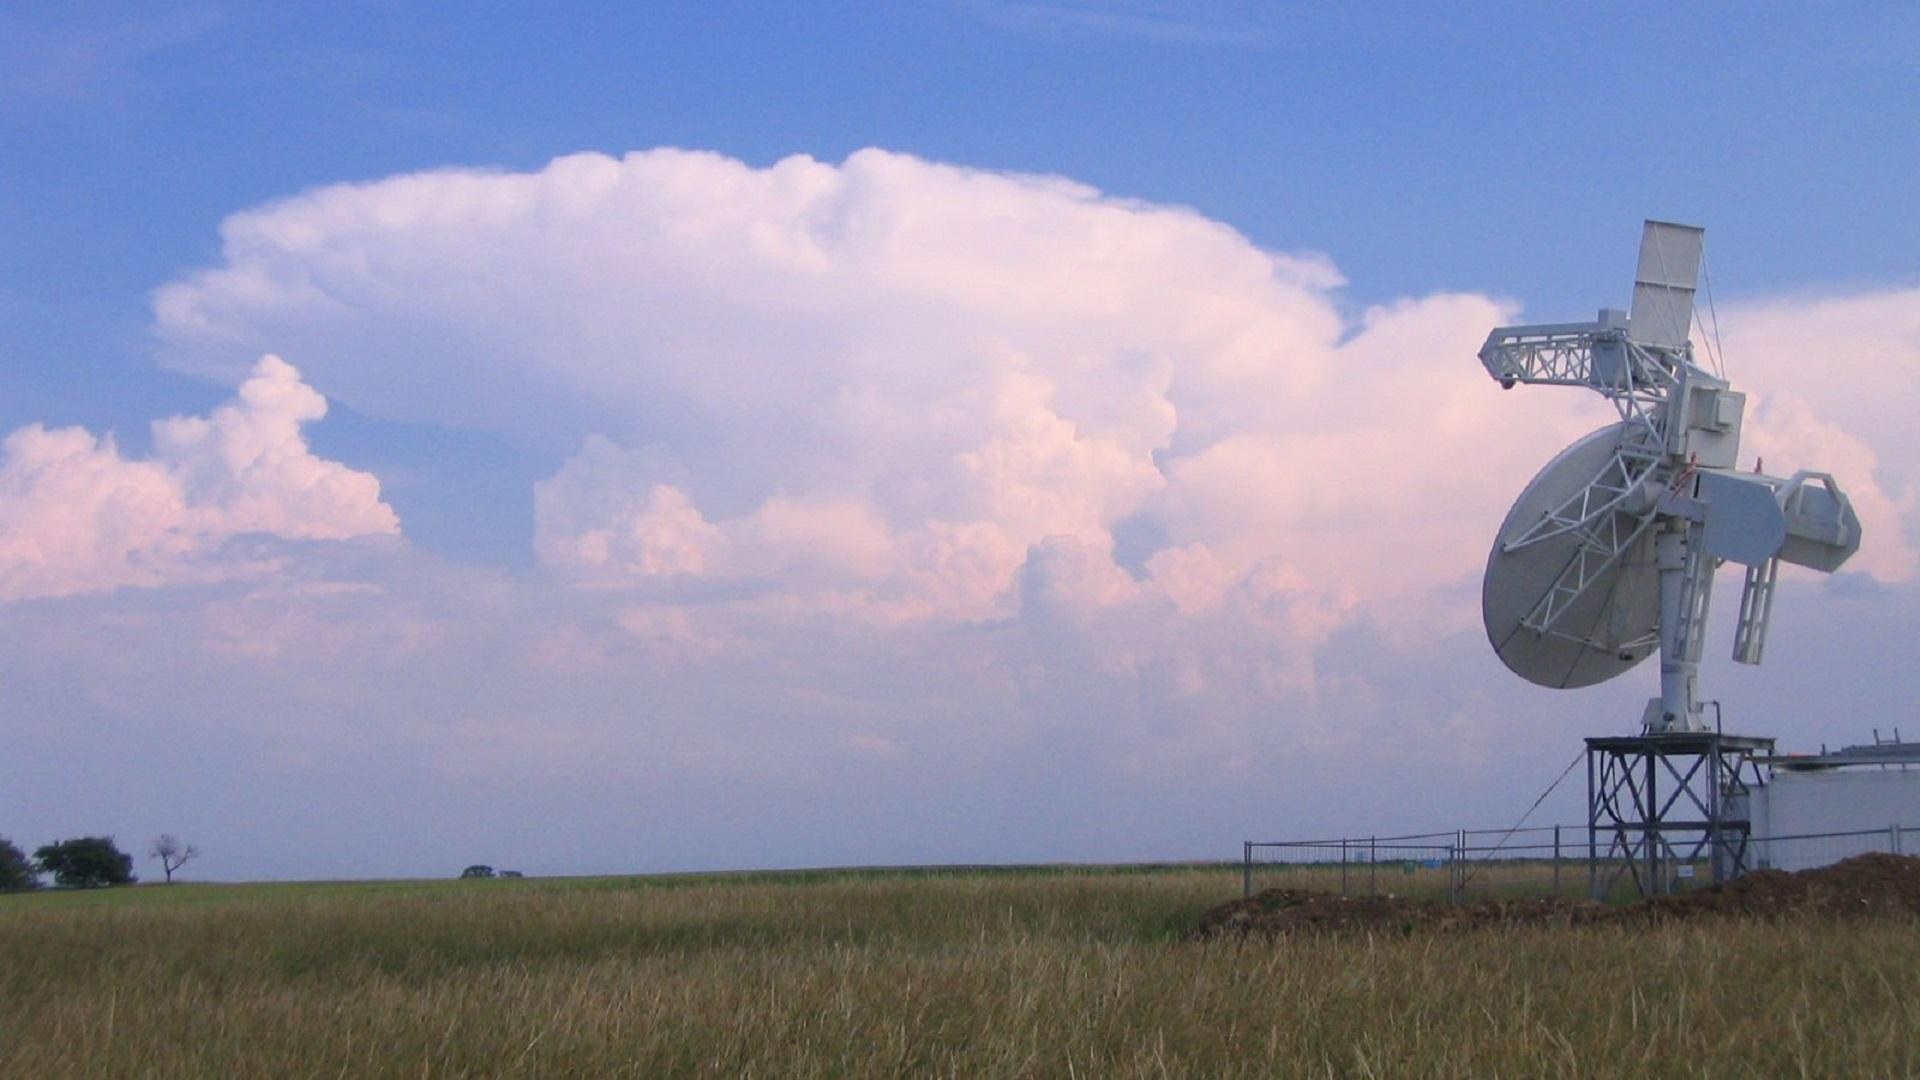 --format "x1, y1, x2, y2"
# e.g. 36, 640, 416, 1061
1747, 770, 1920, 871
